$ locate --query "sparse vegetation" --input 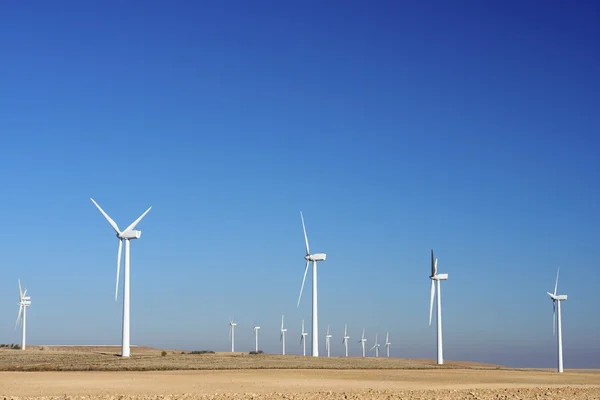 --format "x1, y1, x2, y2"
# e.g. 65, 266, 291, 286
249, 350, 264, 355
161, 351, 167, 356
190, 350, 215, 354
0, 344, 21, 350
